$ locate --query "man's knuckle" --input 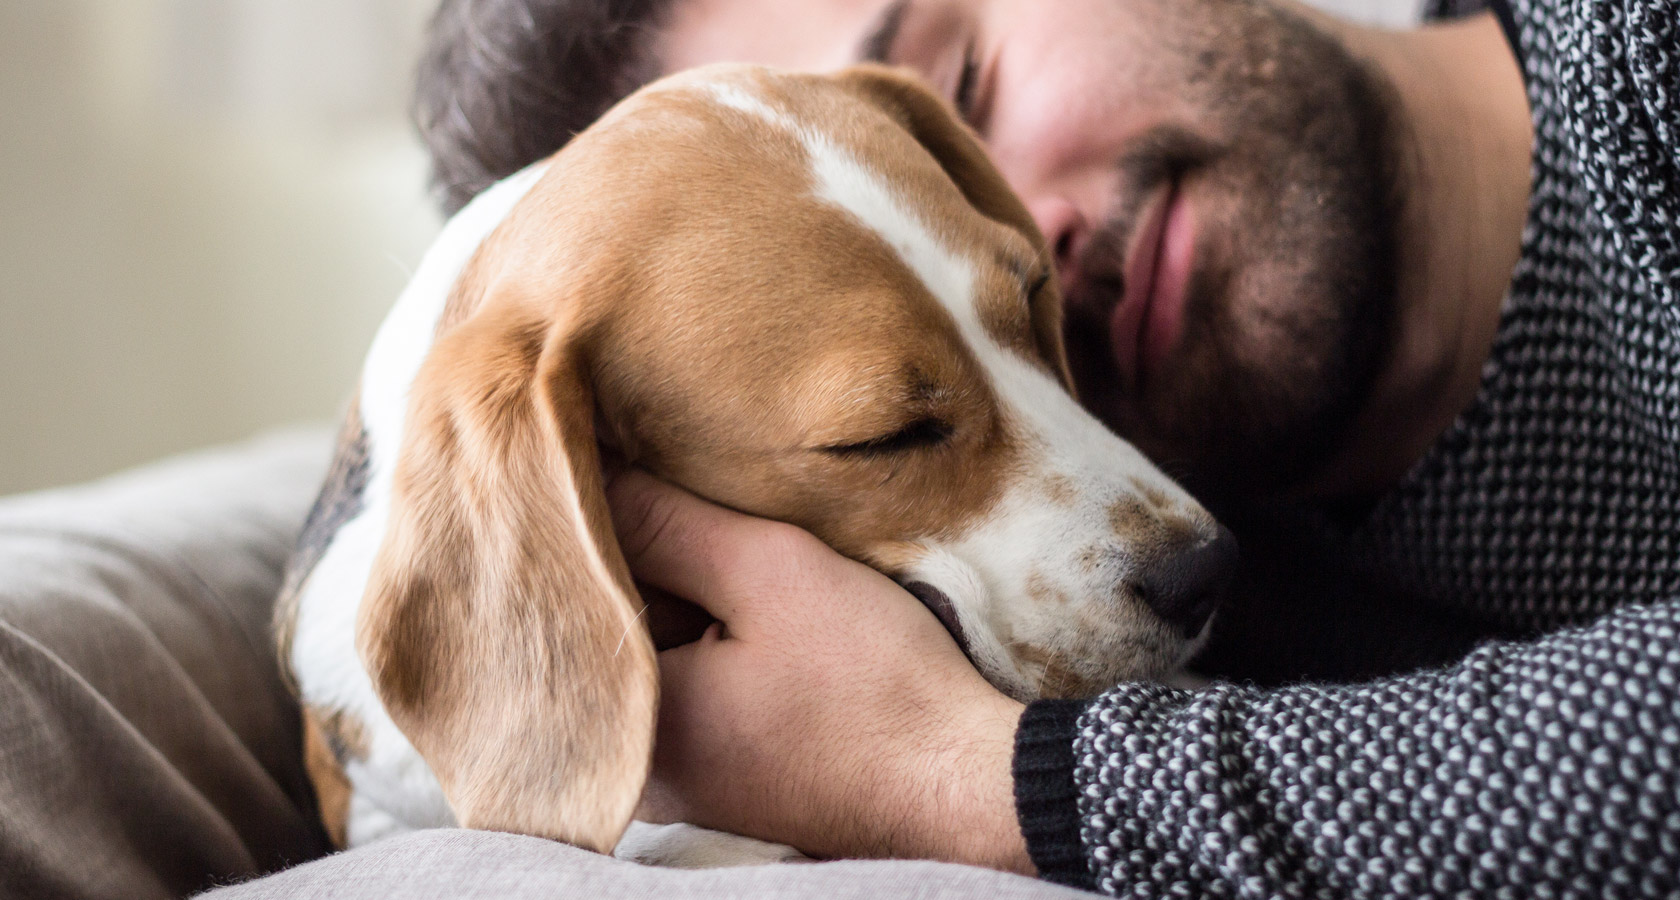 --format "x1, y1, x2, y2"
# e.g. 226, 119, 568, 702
754, 521, 821, 559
